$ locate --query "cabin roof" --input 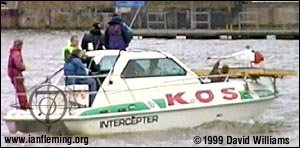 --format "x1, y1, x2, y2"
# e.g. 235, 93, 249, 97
85, 49, 167, 60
